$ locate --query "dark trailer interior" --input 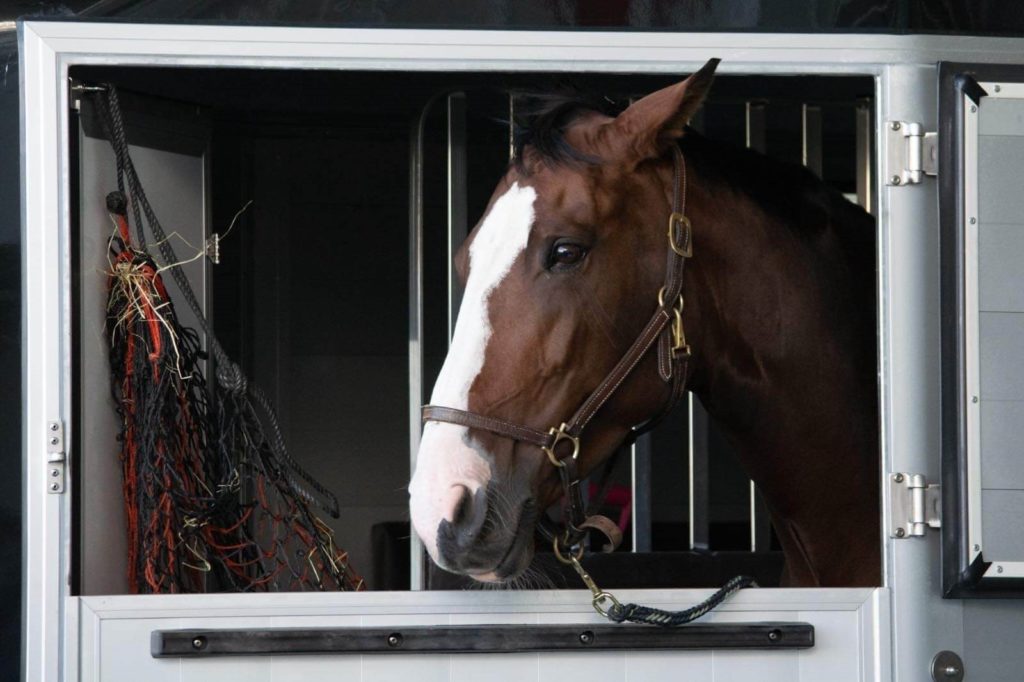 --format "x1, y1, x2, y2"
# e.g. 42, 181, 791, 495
68, 65, 874, 594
